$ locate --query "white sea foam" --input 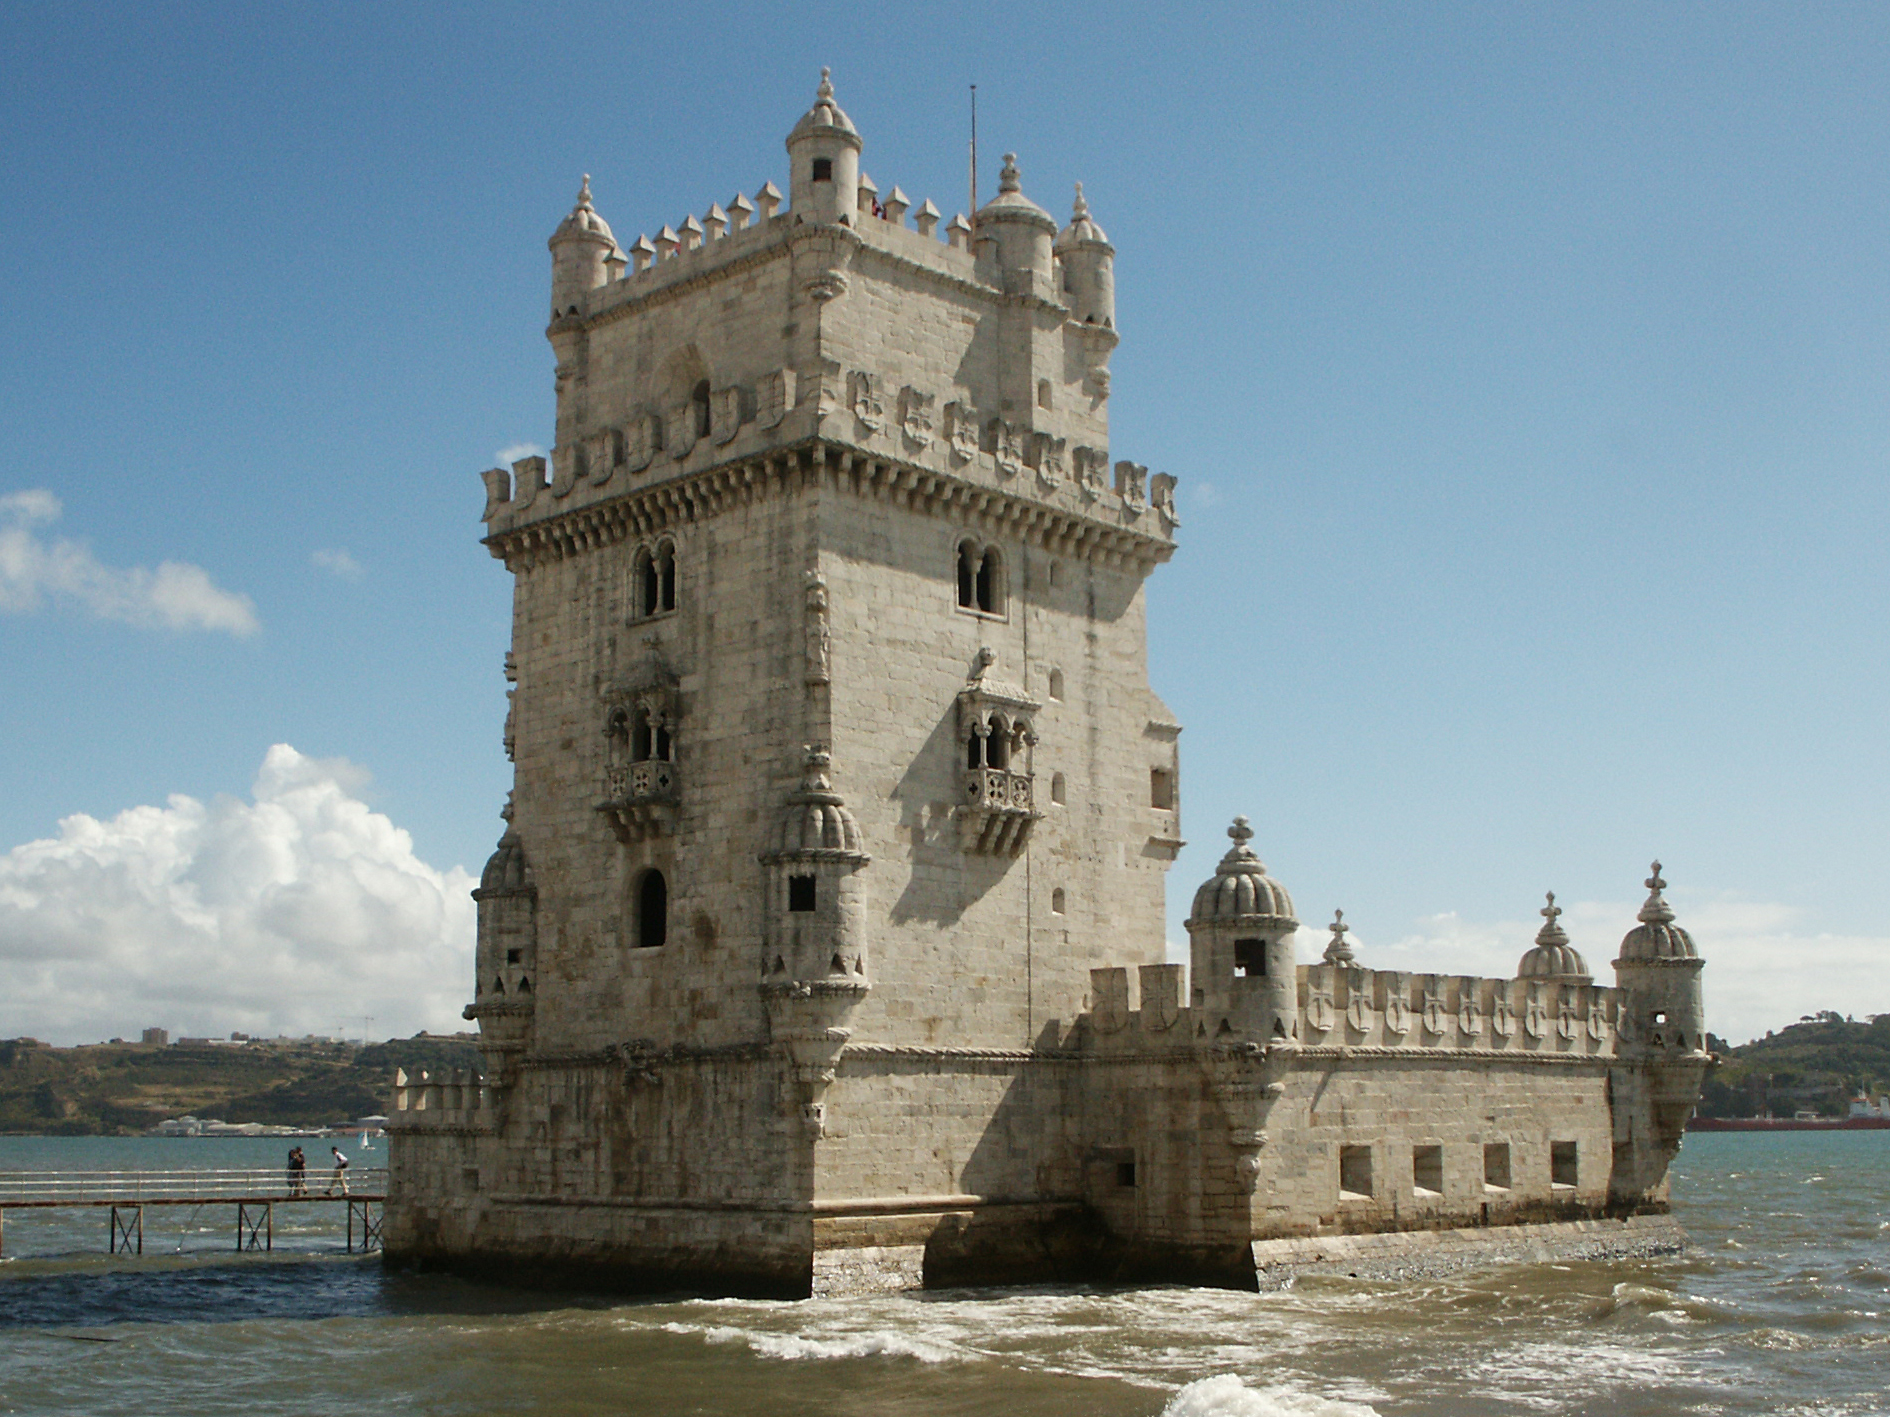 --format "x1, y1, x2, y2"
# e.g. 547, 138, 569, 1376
1160, 1374, 1382, 1417
659, 1321, 960, 1364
